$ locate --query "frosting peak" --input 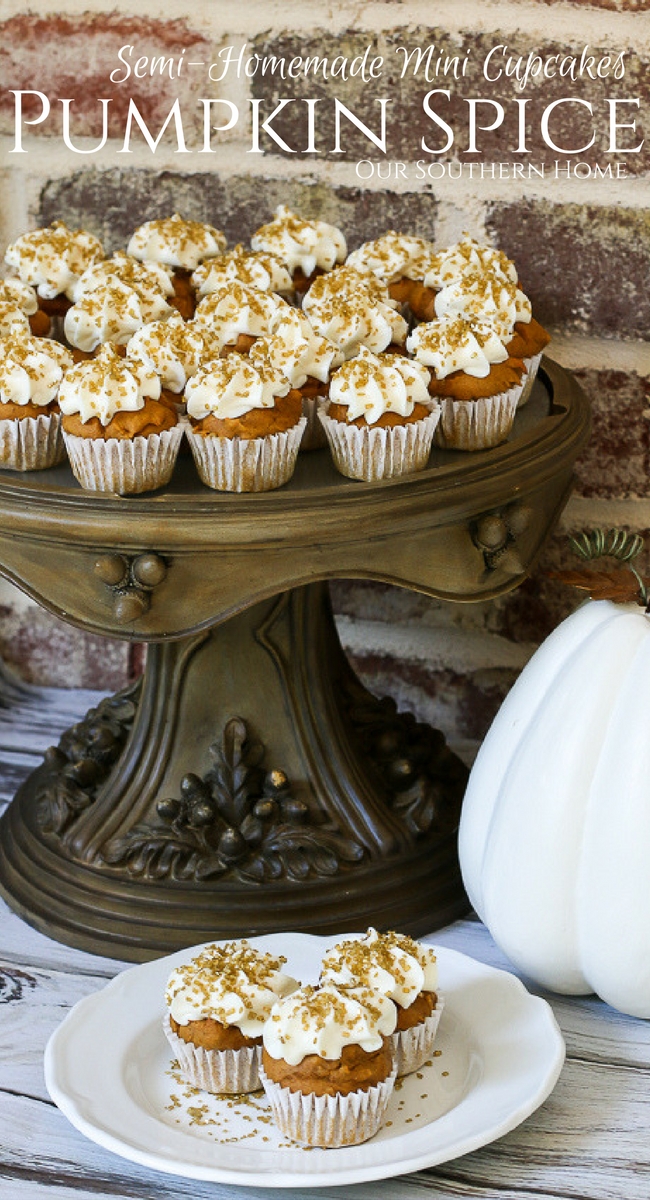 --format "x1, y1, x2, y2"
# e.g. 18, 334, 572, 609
321, 929, 438, 1008
407, 314, 509, 379
263, 981, 397, 1065
165, 941, 298, 1037
63, 279, 175, 352
0, 333, 73, 407
251, 205, 346, 277
185, 353, 290, 421
191, 245, 293, 297
4, 220, 105, 300
346, 231, 437, 284
127, 213, 227, 270
329, 346, 431, 424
